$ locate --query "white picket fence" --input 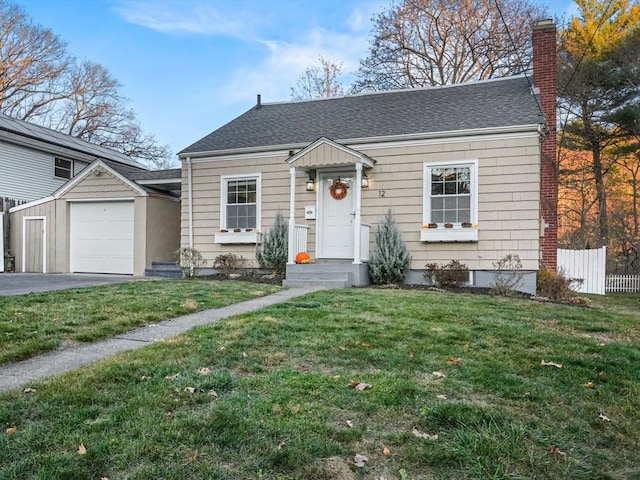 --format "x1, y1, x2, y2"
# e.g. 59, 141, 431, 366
606, 275, 640, 293
557, 247, 607, 295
